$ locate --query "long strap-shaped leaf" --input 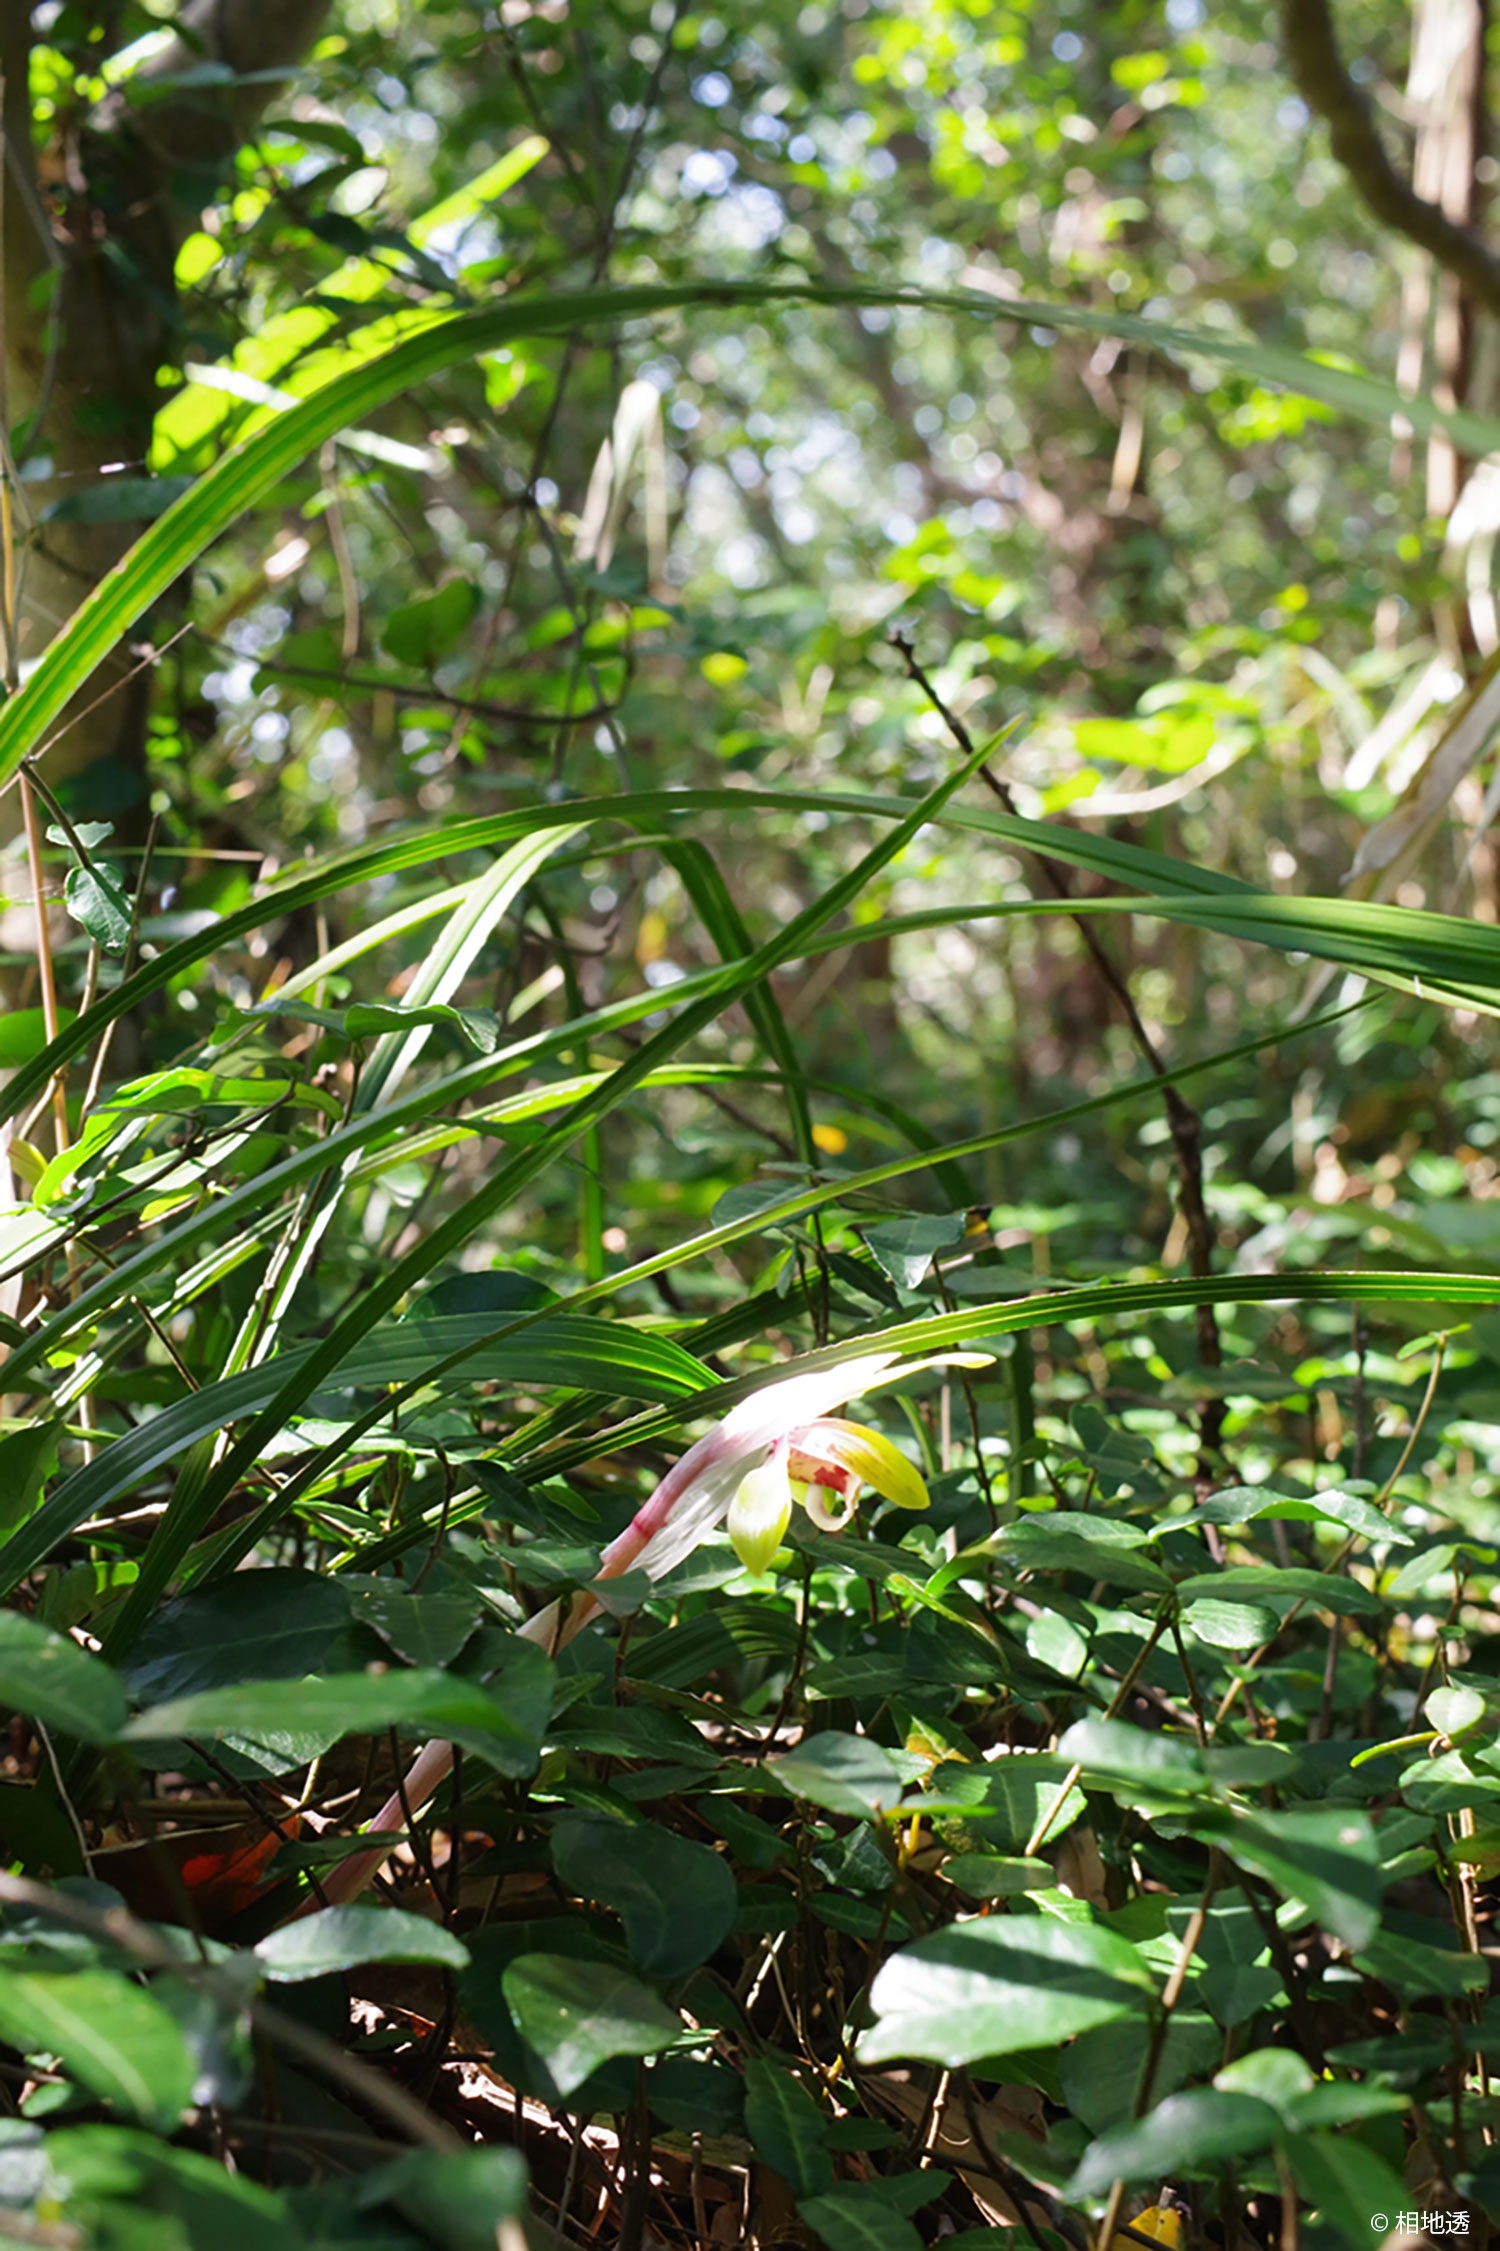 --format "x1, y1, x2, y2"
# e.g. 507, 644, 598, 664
5, 275, 1500, 794
10, 773, 1500, 1135
0, 994, 1368, 1597
0, 1314, 710, 1604
0, 784, 1252, 1128
12, 979, 1362, 1446
220, 824, 580, 1381
34, 1267, 1498, 1620
88, 740, 996, 1649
